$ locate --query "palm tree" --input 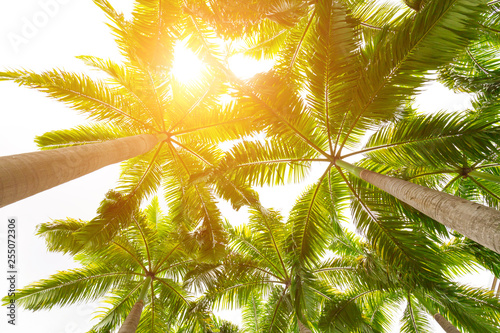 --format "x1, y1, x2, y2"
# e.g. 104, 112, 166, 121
2, 198, 230, 332
439, 1, 500, 98
200, 0, 500, 253
0, 0, 262, 253
0, 133, 165, 208
190, 181, 500, 332
317, 230, 500, 333
190, 196, 376, 333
